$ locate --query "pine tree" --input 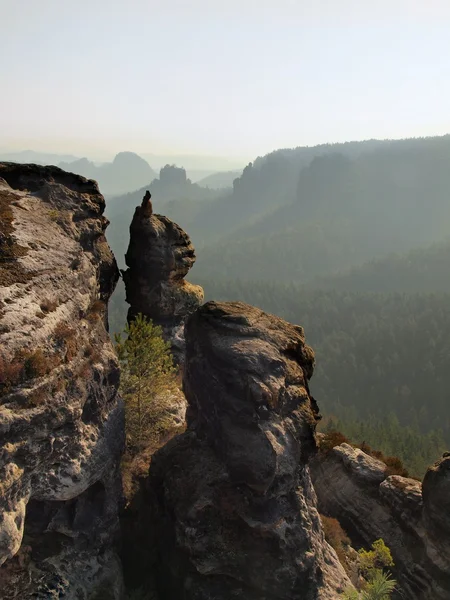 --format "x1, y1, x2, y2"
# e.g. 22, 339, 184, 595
115, 313, 177, 453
